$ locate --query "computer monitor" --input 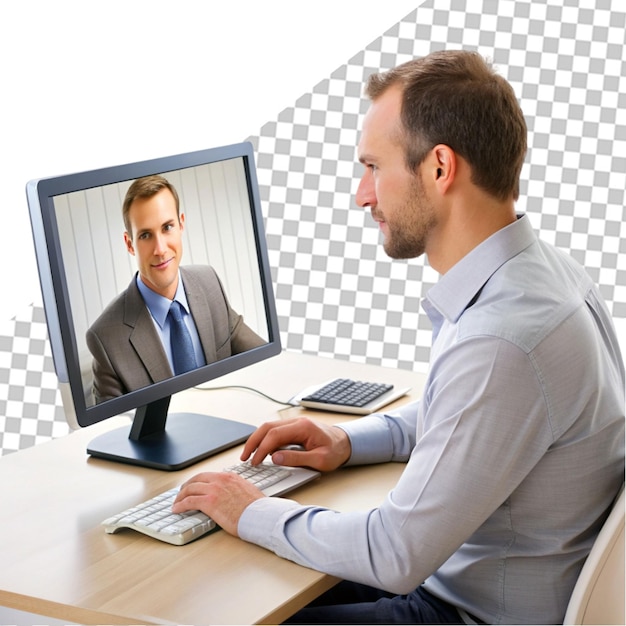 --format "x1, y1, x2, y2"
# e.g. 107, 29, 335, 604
26, 141, 281, 470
